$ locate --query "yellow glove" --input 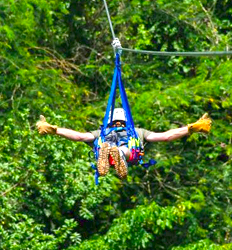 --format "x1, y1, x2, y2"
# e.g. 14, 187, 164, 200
188, 113, 212, 134
36, 115, 57, 135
